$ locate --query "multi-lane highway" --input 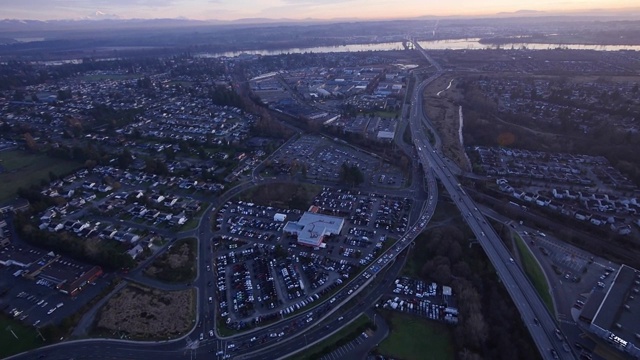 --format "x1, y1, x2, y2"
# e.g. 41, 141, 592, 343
409, 40, 574, 360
